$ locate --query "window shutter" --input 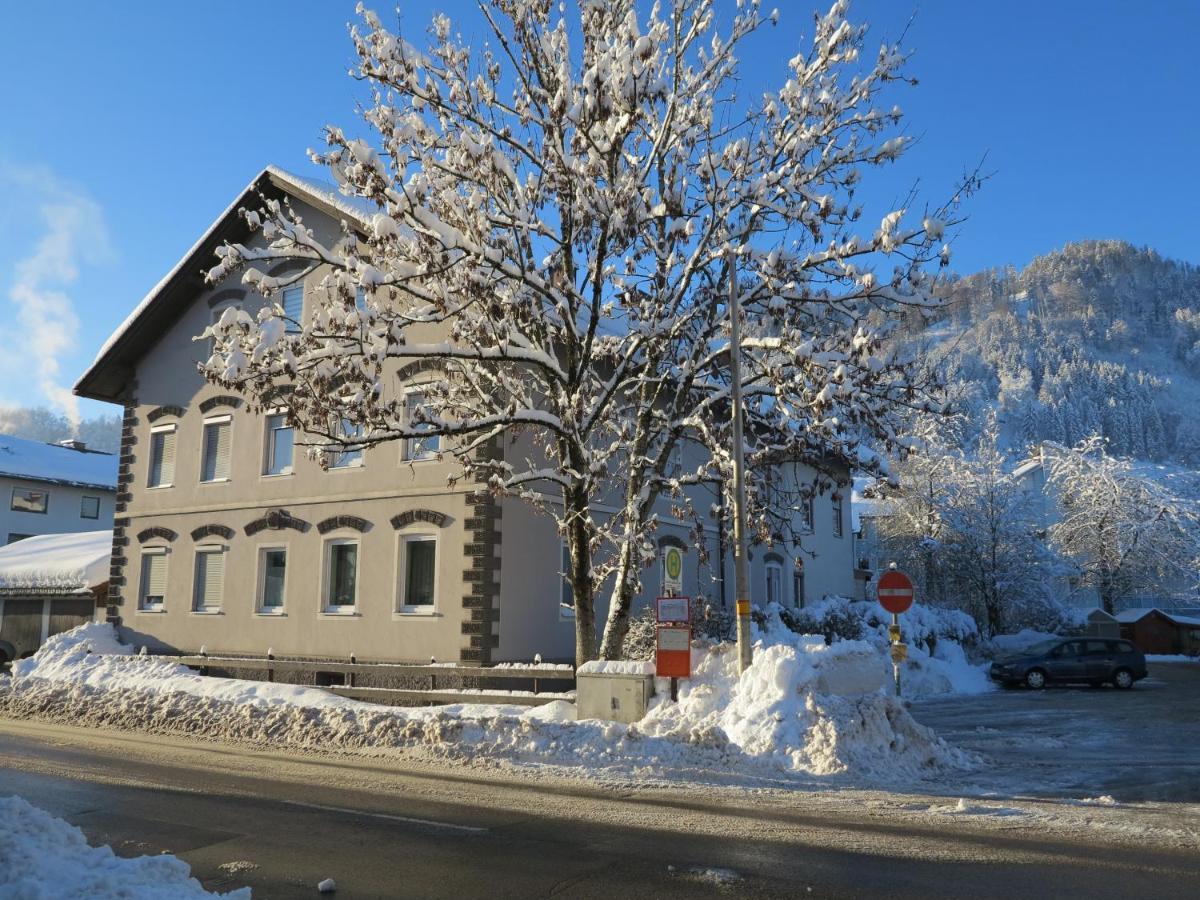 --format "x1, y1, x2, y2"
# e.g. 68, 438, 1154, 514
215, 422, 231, 480
151, 428, 177, 486
143, 553, 166, 604
202, 420, 231, 481
195, 550, 225, 610
282, 287, 303, 330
